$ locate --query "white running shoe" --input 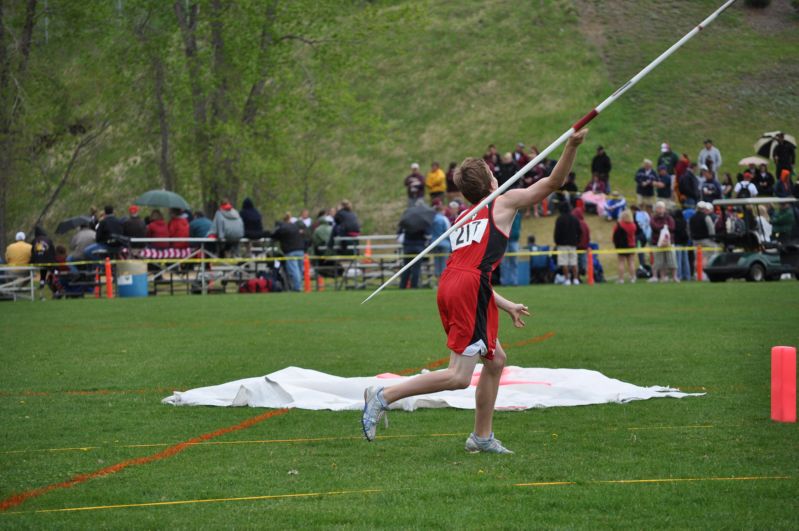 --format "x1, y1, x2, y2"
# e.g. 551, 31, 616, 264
362, 386, 388, 442
573, 278, 580, 285
465, 432, 513, 454
564, 279, 572, 286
